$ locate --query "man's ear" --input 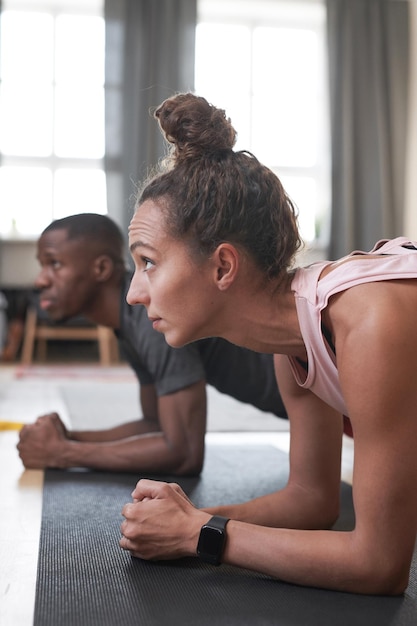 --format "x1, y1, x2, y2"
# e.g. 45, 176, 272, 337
212, 243, 239, 291
92, 255, 114, 282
